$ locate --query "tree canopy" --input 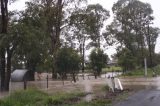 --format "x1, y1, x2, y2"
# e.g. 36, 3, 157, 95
89, 48, 108, 77
55, 47, 80, 82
